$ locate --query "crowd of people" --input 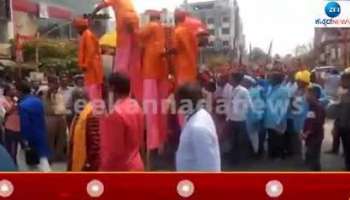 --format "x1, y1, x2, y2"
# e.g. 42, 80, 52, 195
0, 62, 350, 172
1, 0, 350, 173
0, 73, 85, 171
